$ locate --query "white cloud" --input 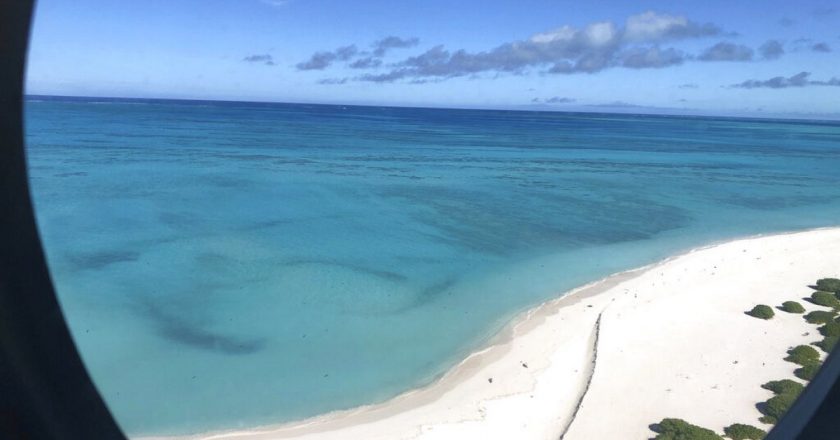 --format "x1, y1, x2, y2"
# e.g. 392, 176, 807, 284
732, 72, 840, 89
584, 22, 619, 47
530, 26, 576, 44
304, 11, 727, 83
624, 11, 689, 41
260, 0, 290, 8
